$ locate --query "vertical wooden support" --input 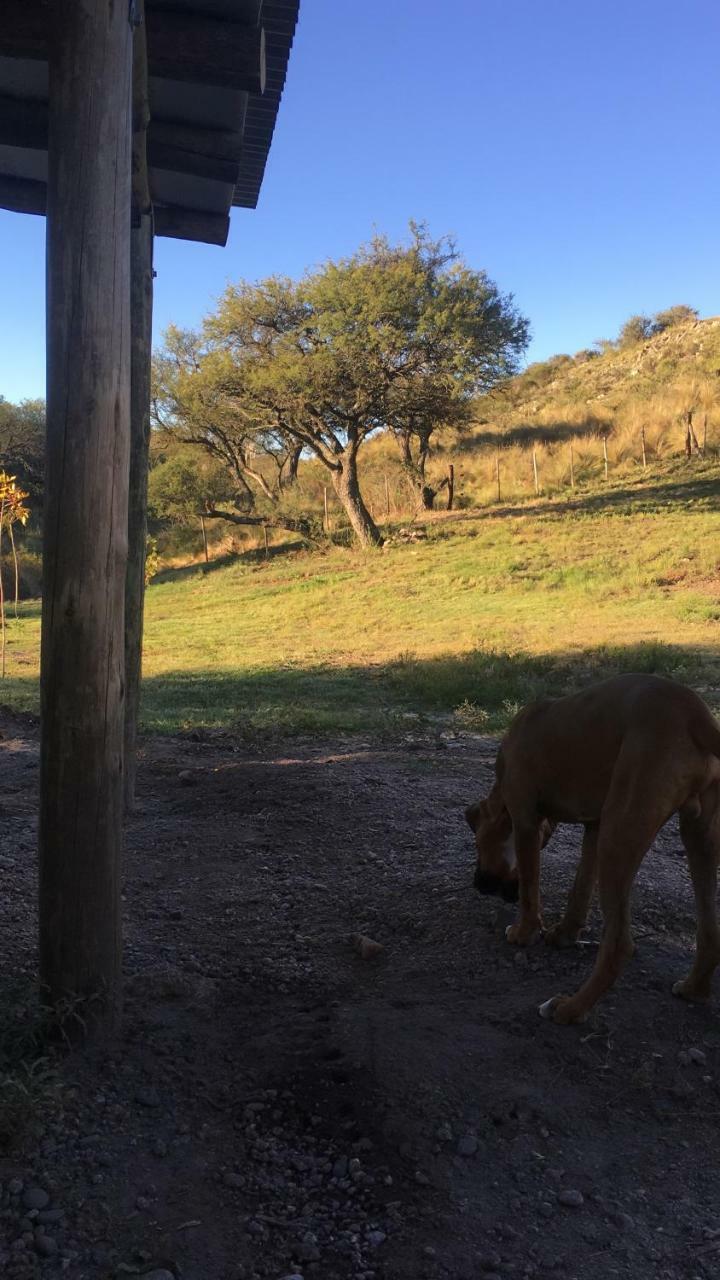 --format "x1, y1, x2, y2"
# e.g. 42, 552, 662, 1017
495, 449, 501, 503
124, 212, 154, 812
200, 515, 209, 564
640, 426, 647, 469
602, 435, 609, 480
532, 448, 539, 495
41, 0, 133, 1028
323, 485, 329, 532
569, 442, 575, 490
384, 474, 390, 520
